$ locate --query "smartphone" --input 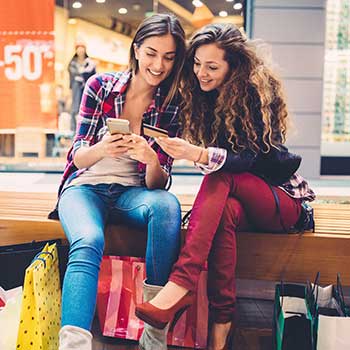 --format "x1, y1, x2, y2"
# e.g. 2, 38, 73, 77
106, 118, 131, 135
143, 124, 168, 138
